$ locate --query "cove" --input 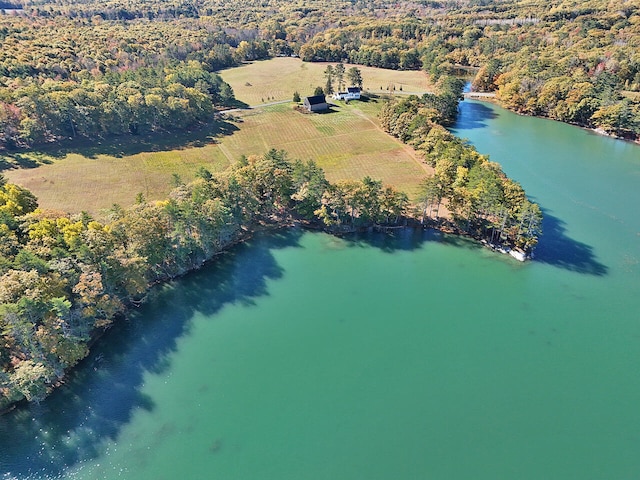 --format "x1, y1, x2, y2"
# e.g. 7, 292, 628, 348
1, 101, 640, 480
